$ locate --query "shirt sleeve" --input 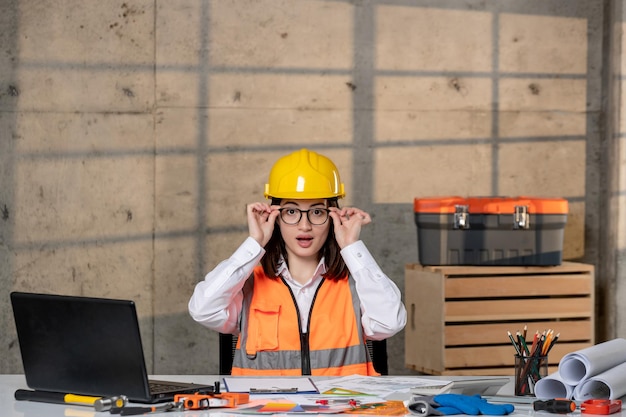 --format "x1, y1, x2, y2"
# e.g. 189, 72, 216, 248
341, 240, 407, 340
188, 237, 265, 334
